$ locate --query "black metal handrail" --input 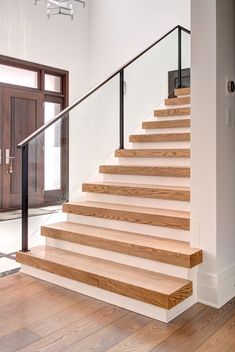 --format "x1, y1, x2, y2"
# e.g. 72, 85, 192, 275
17, 24, 190, 252
17, 25, 190, 148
